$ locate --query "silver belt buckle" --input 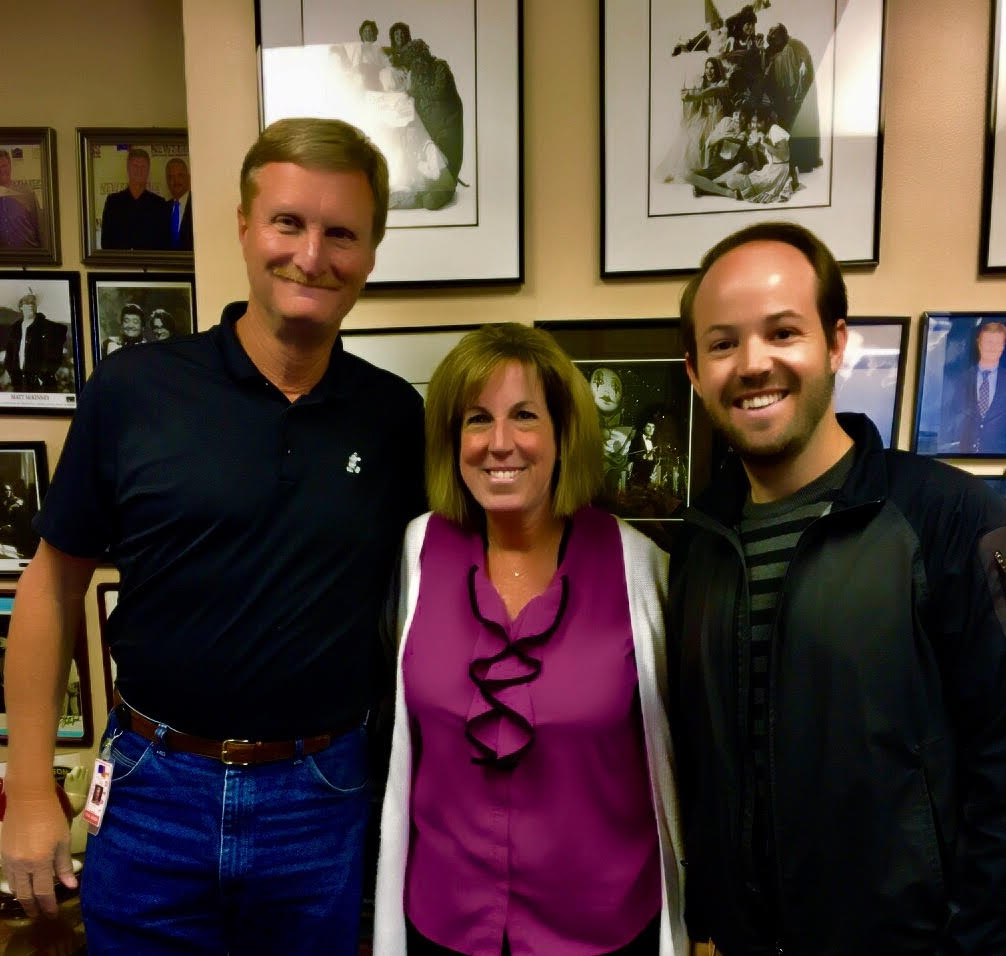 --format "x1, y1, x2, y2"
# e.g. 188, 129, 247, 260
220, 738, 254, 765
